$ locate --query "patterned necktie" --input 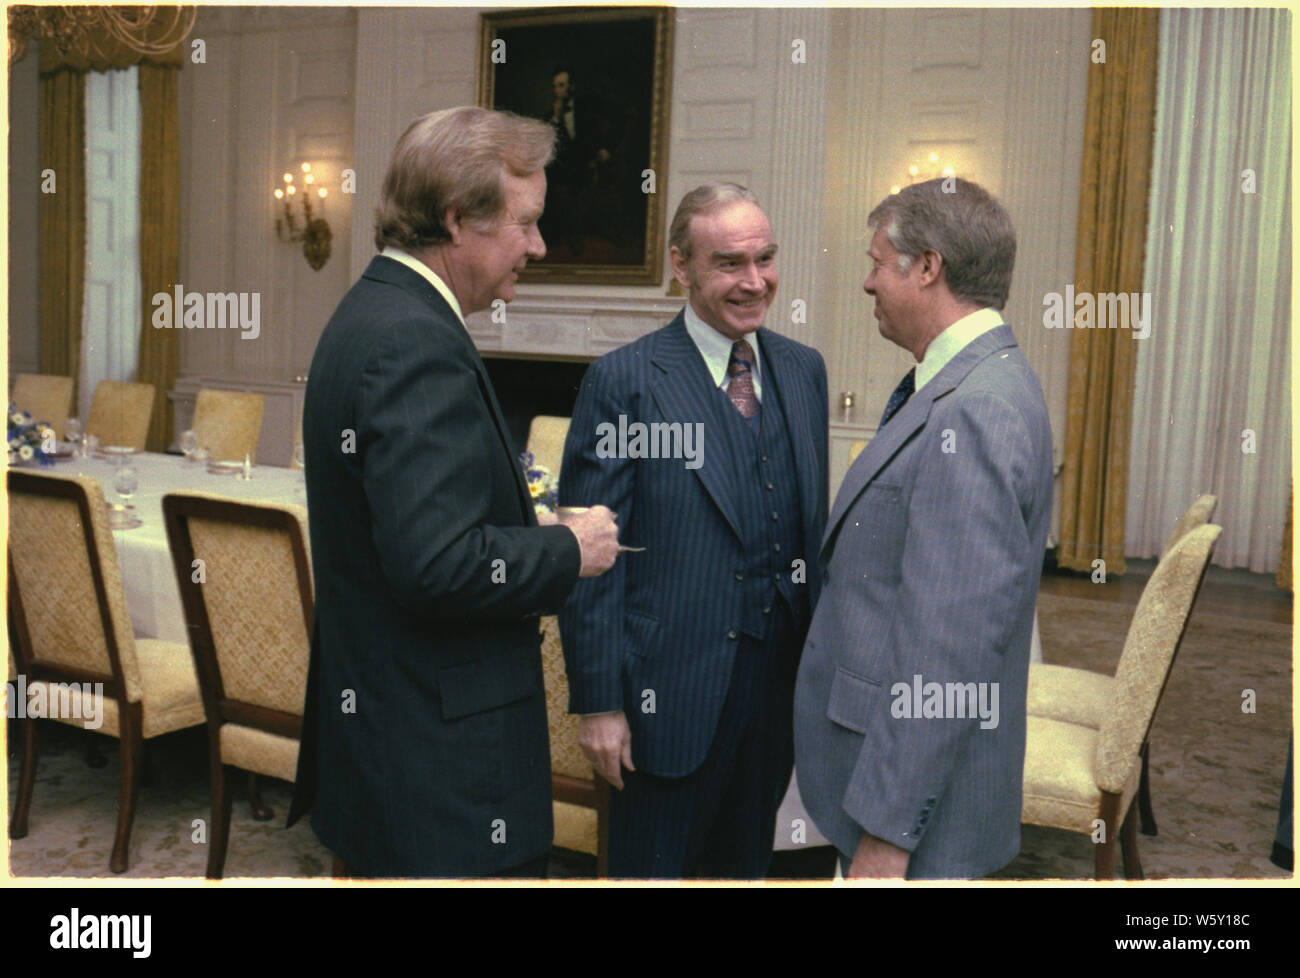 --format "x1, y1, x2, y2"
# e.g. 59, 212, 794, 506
727, 339, 761, 433
878, 367, 916, 429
